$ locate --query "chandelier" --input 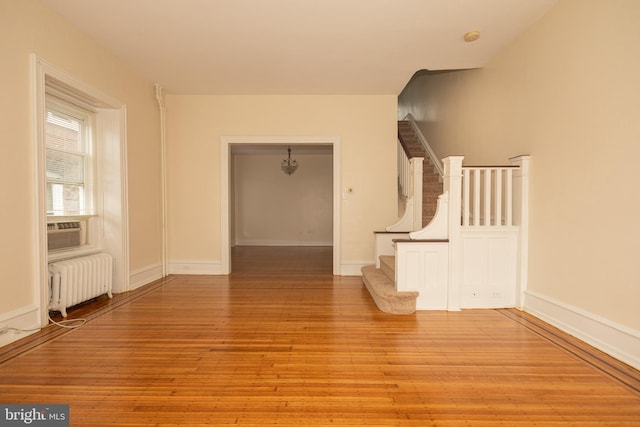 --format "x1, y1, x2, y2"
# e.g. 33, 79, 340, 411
281, 145, 298, 175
